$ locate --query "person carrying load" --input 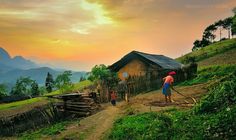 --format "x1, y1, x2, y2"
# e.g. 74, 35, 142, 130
162, 71, 176, 103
